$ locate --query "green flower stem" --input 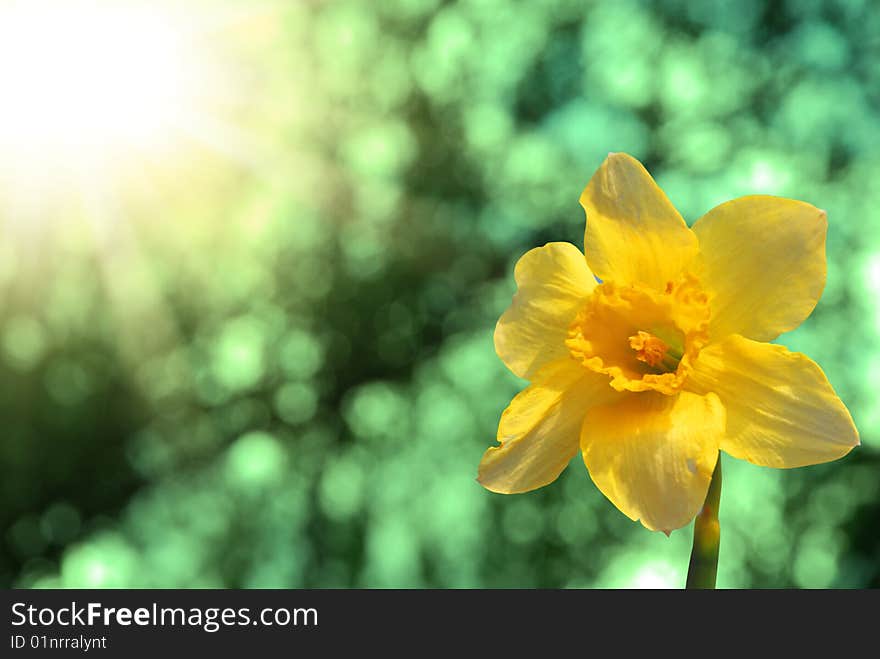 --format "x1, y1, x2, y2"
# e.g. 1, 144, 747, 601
686, 453, 722, 589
